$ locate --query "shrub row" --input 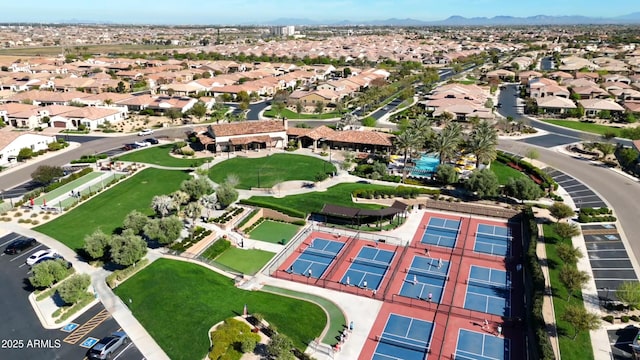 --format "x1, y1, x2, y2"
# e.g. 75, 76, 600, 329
70, 154, 108, 164
352, 186, 439, 199
169, 228, 213, 252
54, 292, 95, 323
577, 214, 617, 223
201, 239, 231, 261
236, 208, 260, 229
523, 207, 555, 360
239, 199, 306, 218
106, 259, 150, 288
497, 151, 557, 191
210, 206, 244, 224
580, 207, 612, 216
